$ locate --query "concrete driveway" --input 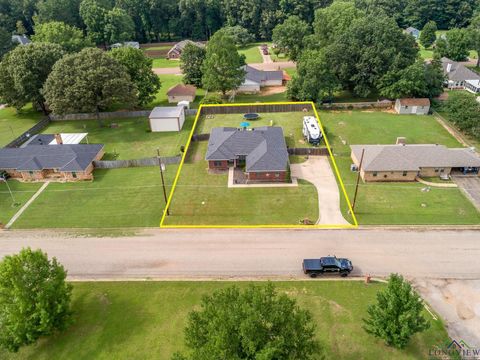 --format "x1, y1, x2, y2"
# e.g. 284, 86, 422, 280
290, 157, 349, 225
452, 176, 480, 211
